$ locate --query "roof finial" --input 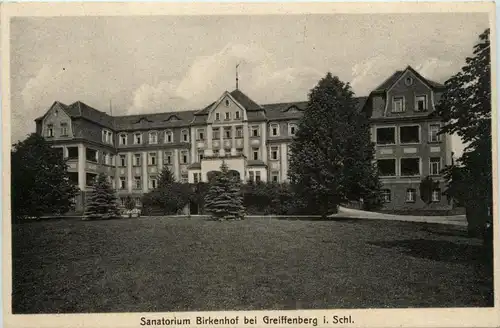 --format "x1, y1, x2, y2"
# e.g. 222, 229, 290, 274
236, 63, 240, 90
